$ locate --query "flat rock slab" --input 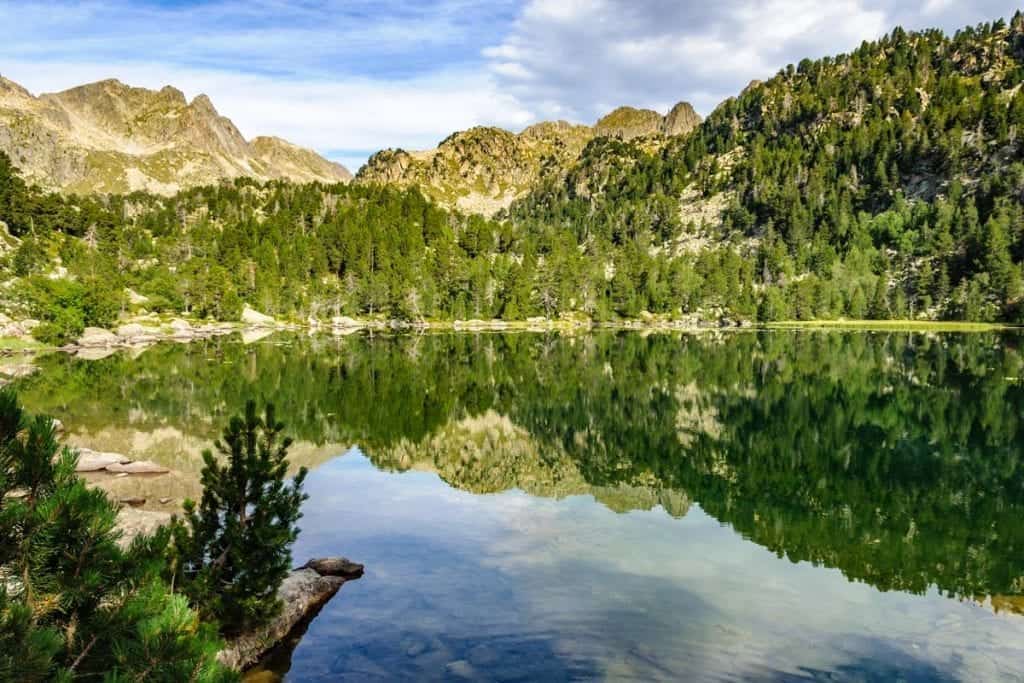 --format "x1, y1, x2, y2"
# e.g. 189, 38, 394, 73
76, 449, 132, 472
105, 460, 171, 474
